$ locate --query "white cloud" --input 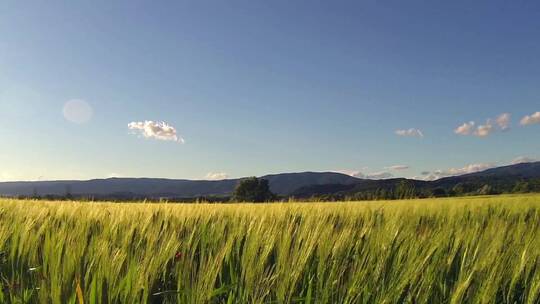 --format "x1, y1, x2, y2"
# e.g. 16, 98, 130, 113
415, 174, 438, 181
456, 113, 511, 137
128, 121, 184, 143
447, 163, 495, 175
496, 113, 511, 131
350, 172, 365, 178
455, 121, 475, 135
335, 170, 365, 178
63, 99, 93, 124
395, 128, 423, 138
455, 120, 493, 137
520, 112, 540, 126
473, 121, 494, 137
336, 169, 393, 179
511, 156, 537, 165
385, 165, 409, 171
366, 171, 394, 179
205, 172, 229, 180
418, 163, 496, 181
